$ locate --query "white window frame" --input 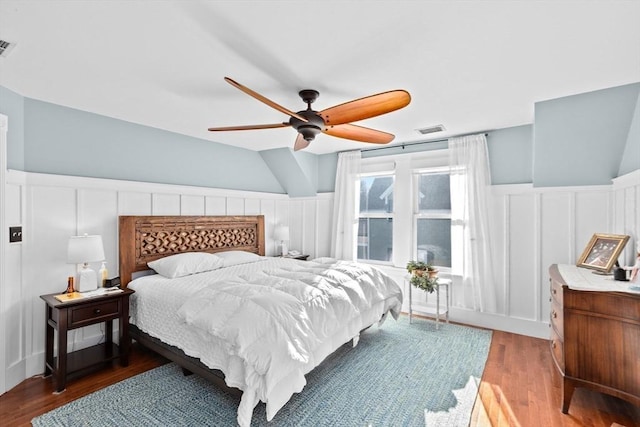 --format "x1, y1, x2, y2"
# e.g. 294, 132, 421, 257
412, 166, 452, 273
356, 149, 453, 269
356, 171, 395, 265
